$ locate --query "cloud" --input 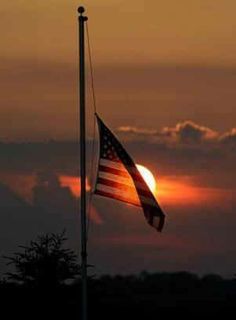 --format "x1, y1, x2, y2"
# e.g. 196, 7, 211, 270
162, 121, 218, 144
117, 126, 157, 137
116, 126, 162, 144
220, 128, 236, 147
117, 120, 228, 146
